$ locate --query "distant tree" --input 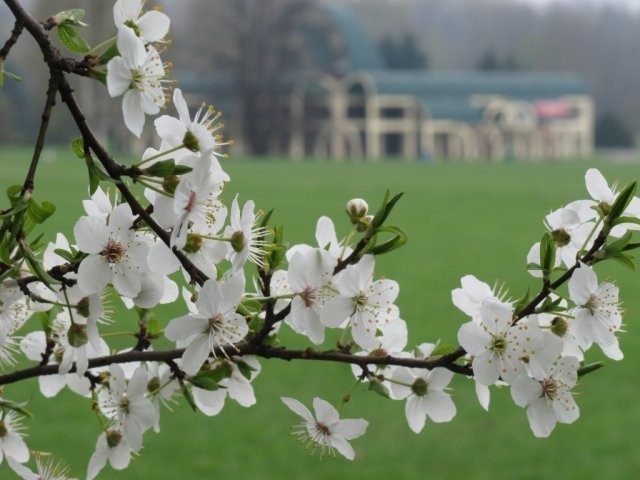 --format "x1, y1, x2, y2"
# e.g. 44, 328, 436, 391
183, 0, 344, 155
595, 113, 634, 148
378, 34, 428, 70
476, 50, 521, 71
